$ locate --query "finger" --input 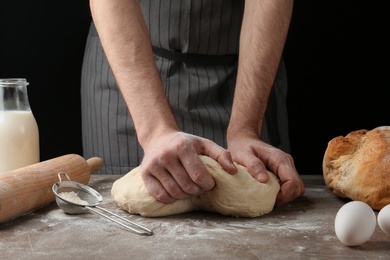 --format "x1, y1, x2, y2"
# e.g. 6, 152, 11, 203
141, 171, 177, 204
246, 158, 270, 183
233, 153, 270, 183
164, 160, 204, 196
275, 180, 304, 206
143, 165, 197, 202
274, 164, 305, 206
201, 139, 237, 175
180, 151, 216, 191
